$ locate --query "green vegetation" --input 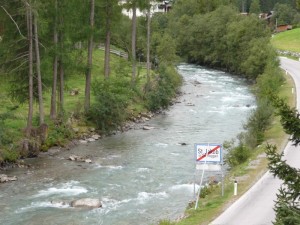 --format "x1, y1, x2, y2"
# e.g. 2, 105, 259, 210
0, 0, 181, 162
1, 0, 300, 223
271, 28, 300, 52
